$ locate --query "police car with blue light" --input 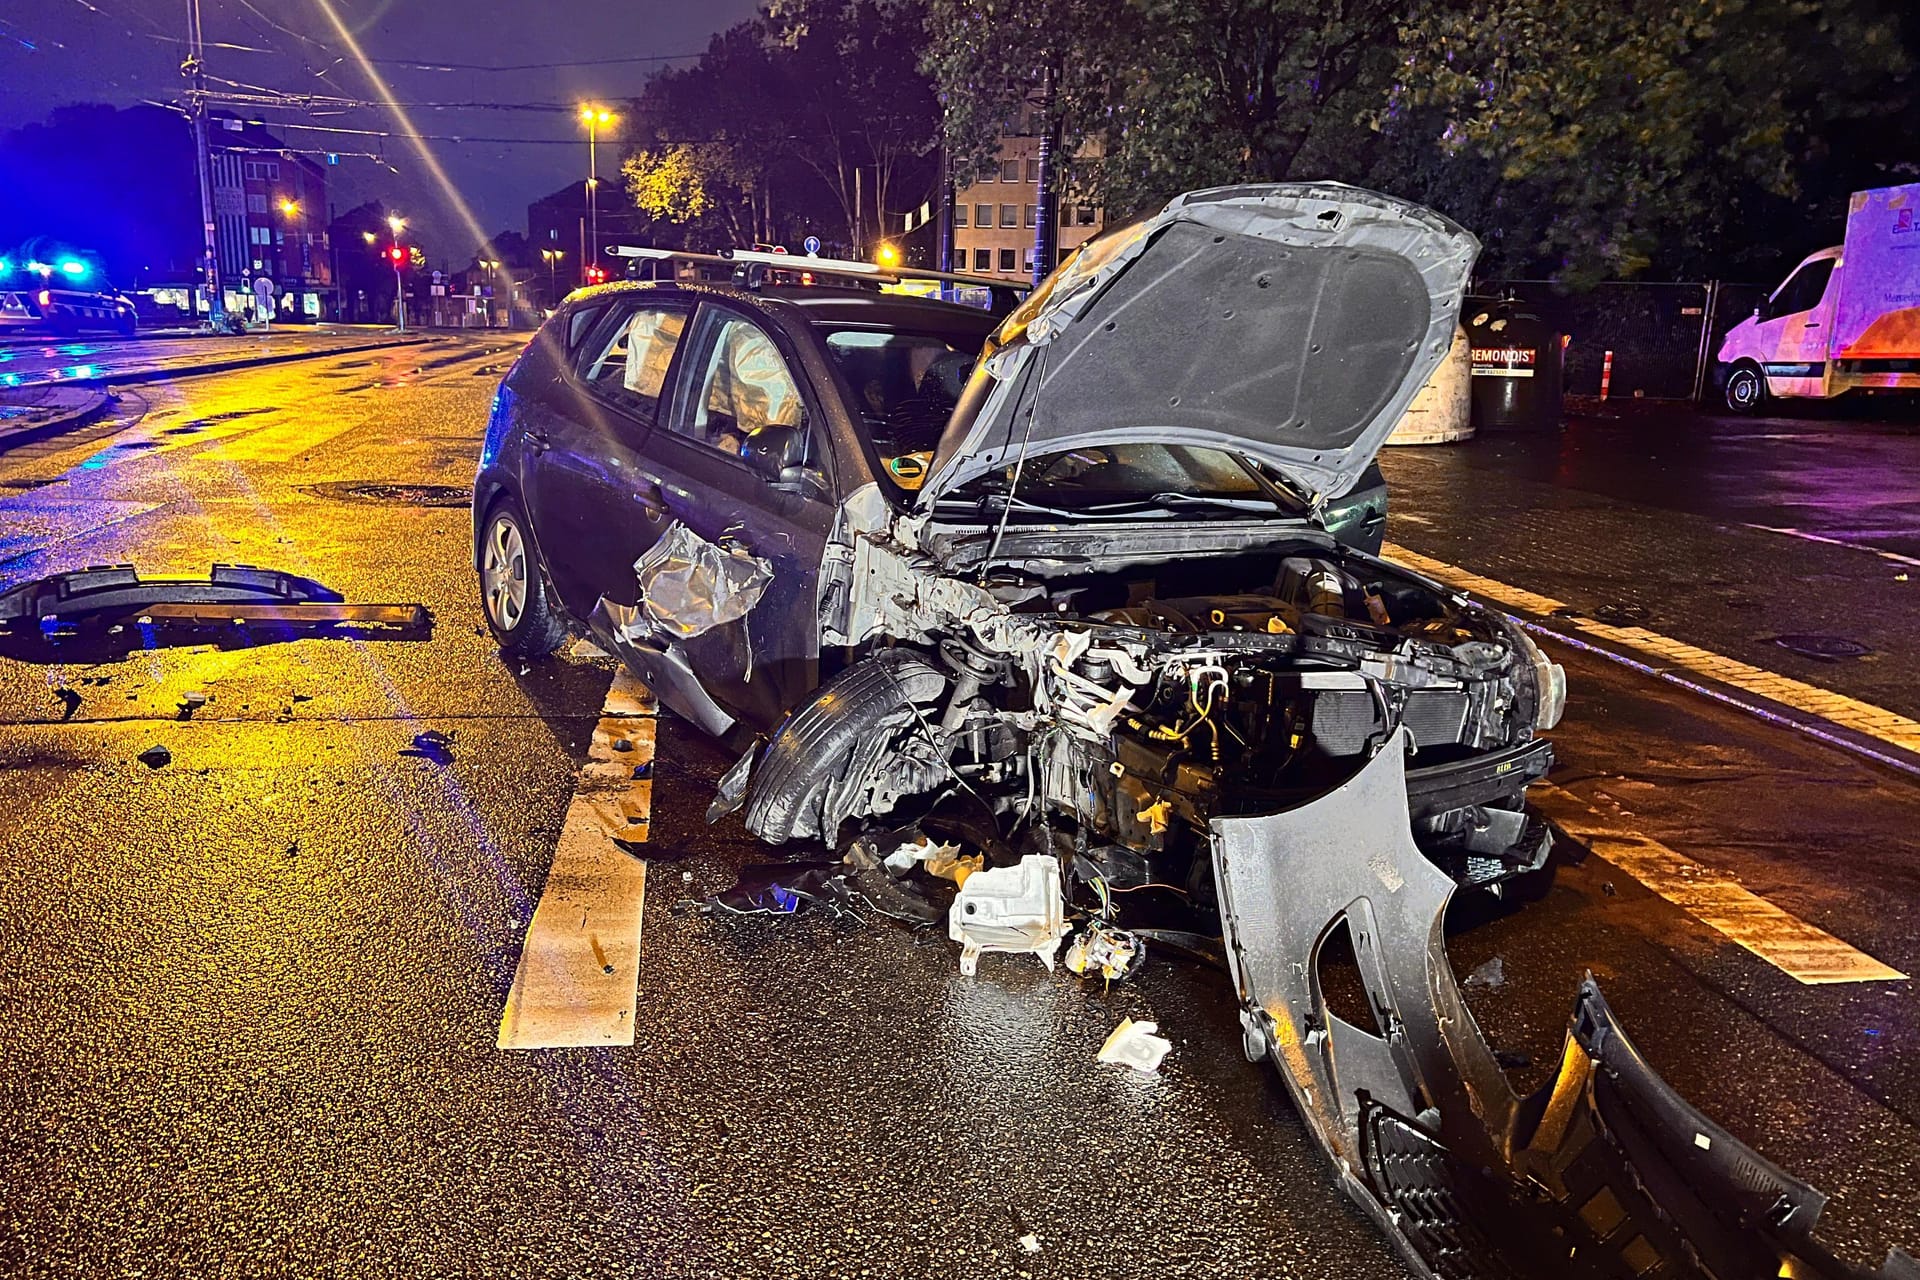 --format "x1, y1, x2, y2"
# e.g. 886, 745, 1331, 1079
0, 254, 138, 336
